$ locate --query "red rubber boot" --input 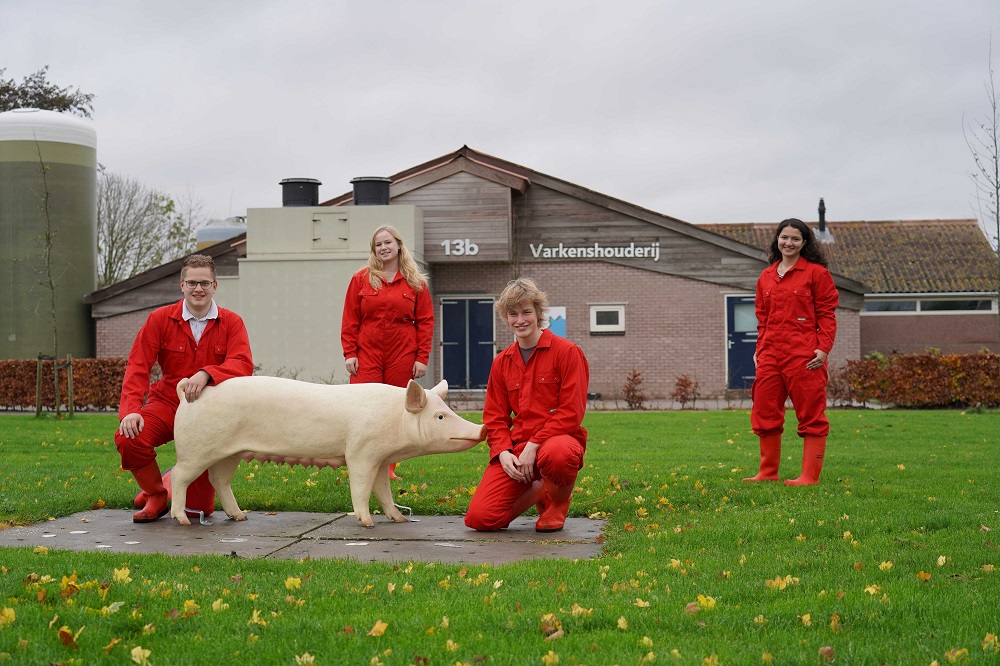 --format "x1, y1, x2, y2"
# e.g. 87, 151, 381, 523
742, 435, 782, 482
389, 463, 402, 480
784, 436, 827, 486
131, 462, 169, 523
132, 468, 214, 517
535, 479, 575, 533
